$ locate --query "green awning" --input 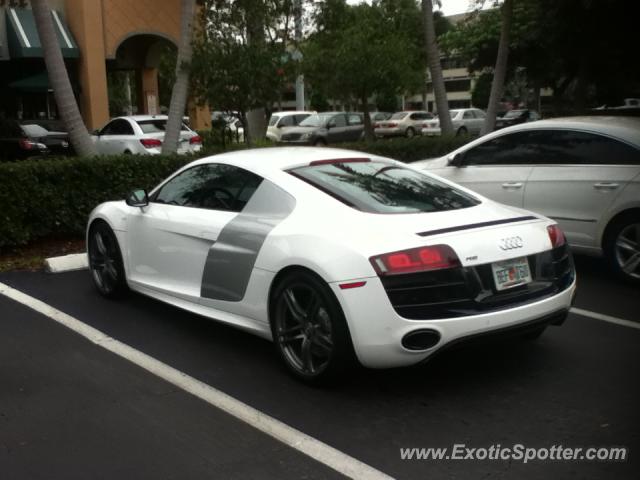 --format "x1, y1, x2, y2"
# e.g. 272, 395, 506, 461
6, 8, 79, 59
9, 72, 51, 92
